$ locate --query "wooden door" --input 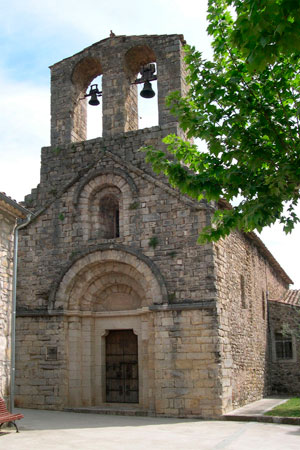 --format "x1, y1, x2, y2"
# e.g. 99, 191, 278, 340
106, 330, 138, 403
